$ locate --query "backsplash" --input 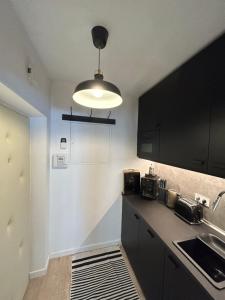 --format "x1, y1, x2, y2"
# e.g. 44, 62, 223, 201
139, 160, 225, 232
